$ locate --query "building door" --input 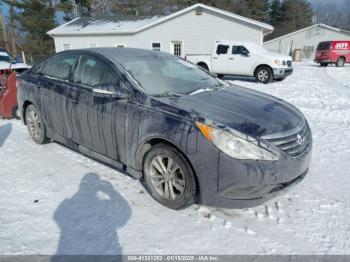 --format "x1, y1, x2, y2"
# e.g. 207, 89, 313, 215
171, 41, 183, 57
